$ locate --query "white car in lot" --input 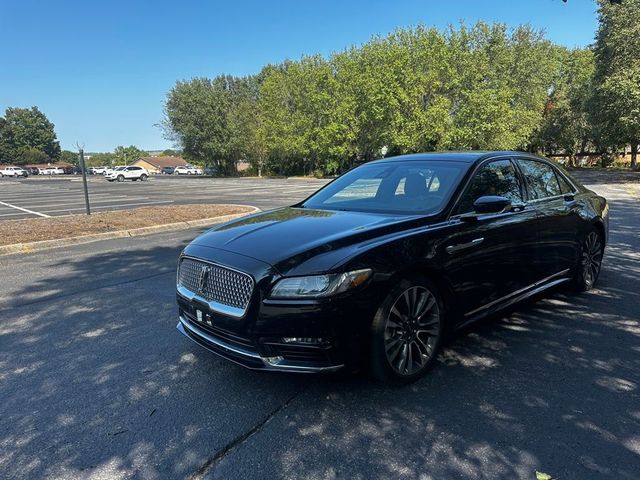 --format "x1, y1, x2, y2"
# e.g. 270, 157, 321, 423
0, 166, 29, 177
40, 167, 65, 175
105, 166, 149, 182
174, 165, 202, 175
90, 166, 108, 175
